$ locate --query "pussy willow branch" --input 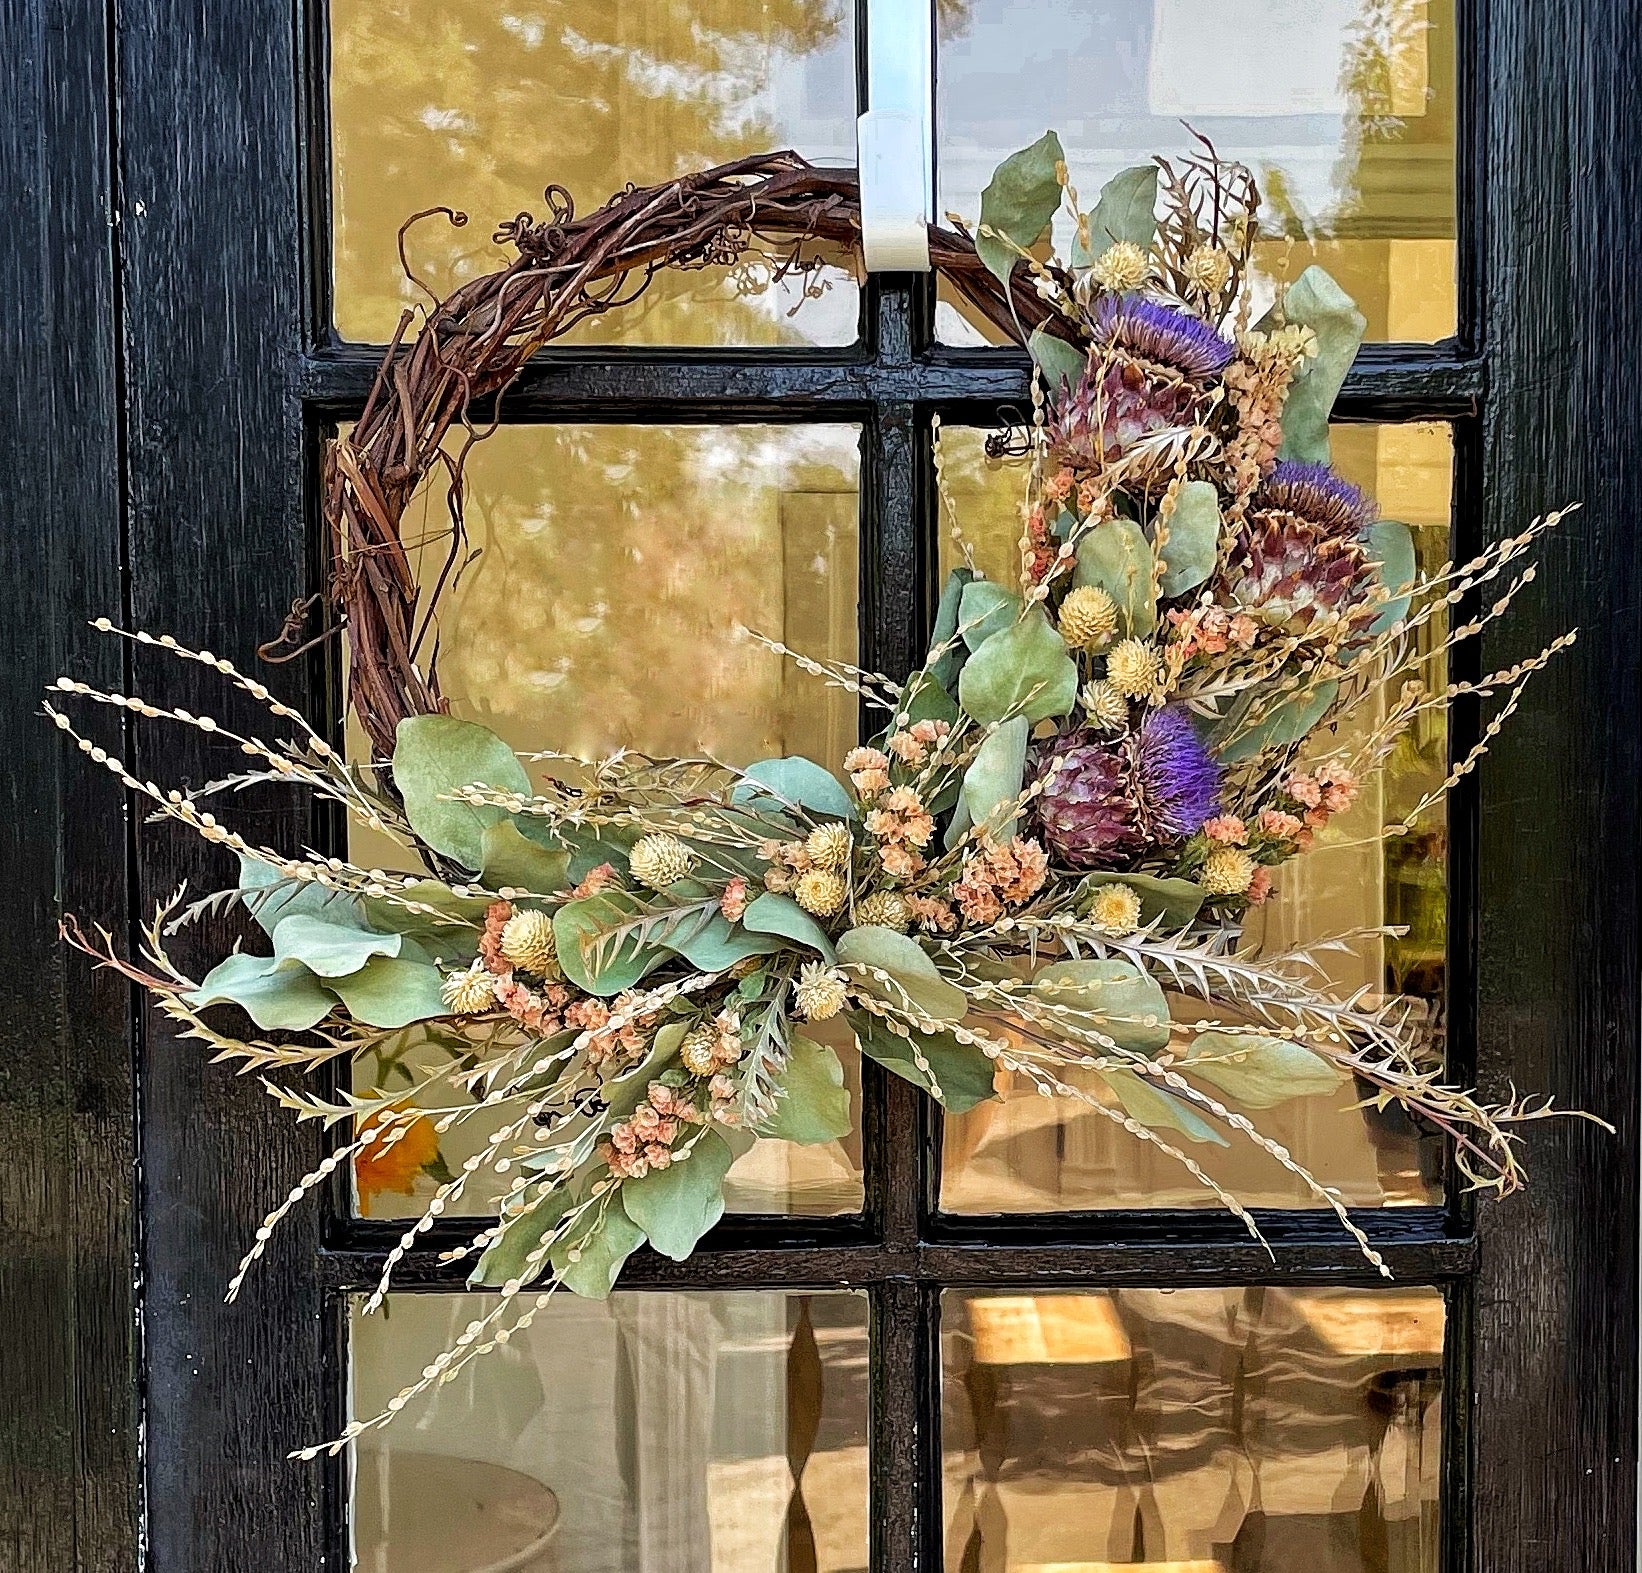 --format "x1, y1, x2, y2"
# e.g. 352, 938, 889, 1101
316, 151, 1057, 759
